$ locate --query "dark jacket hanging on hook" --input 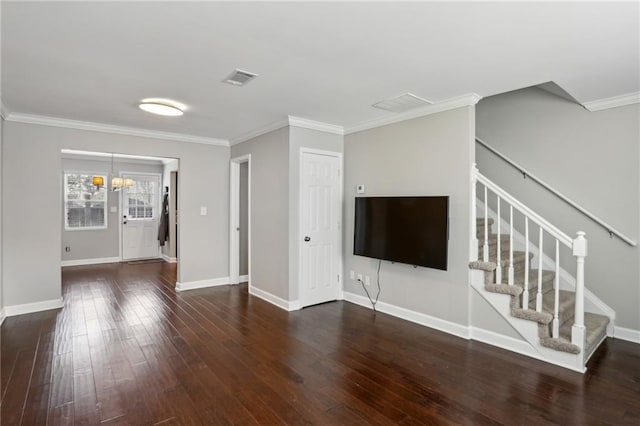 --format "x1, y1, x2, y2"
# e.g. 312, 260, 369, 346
158, 189, 170, 246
